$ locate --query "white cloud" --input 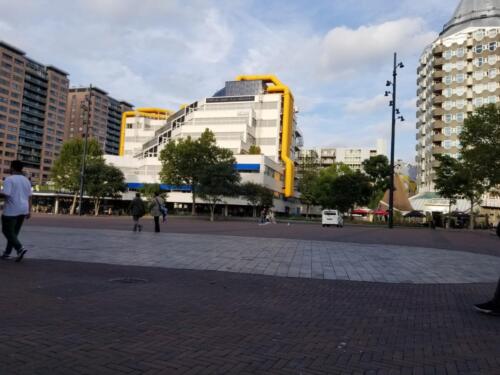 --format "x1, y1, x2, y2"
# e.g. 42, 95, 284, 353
345, 94, 389, 114
319, 18, 437, 79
